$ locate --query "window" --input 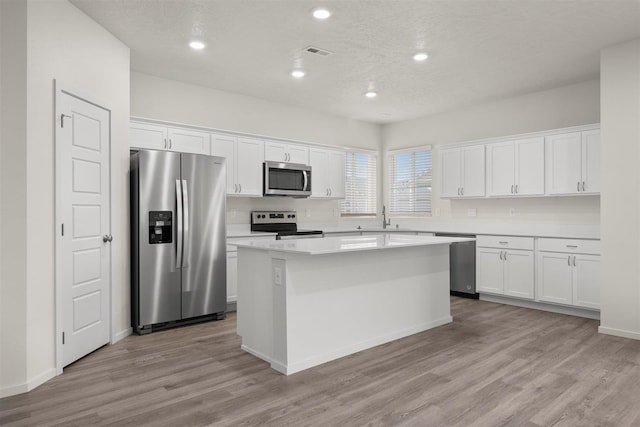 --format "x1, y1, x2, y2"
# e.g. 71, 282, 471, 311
341, 151, 378, 217
388, 147, 432, 215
